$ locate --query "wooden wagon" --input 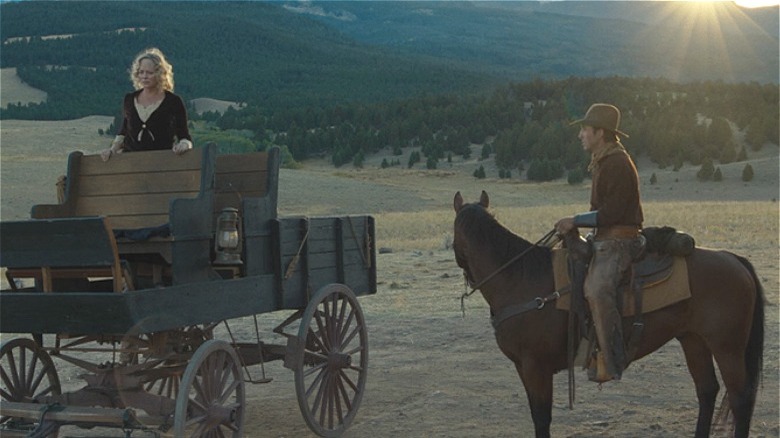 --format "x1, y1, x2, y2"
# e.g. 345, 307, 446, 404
0, 144, 377, 437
